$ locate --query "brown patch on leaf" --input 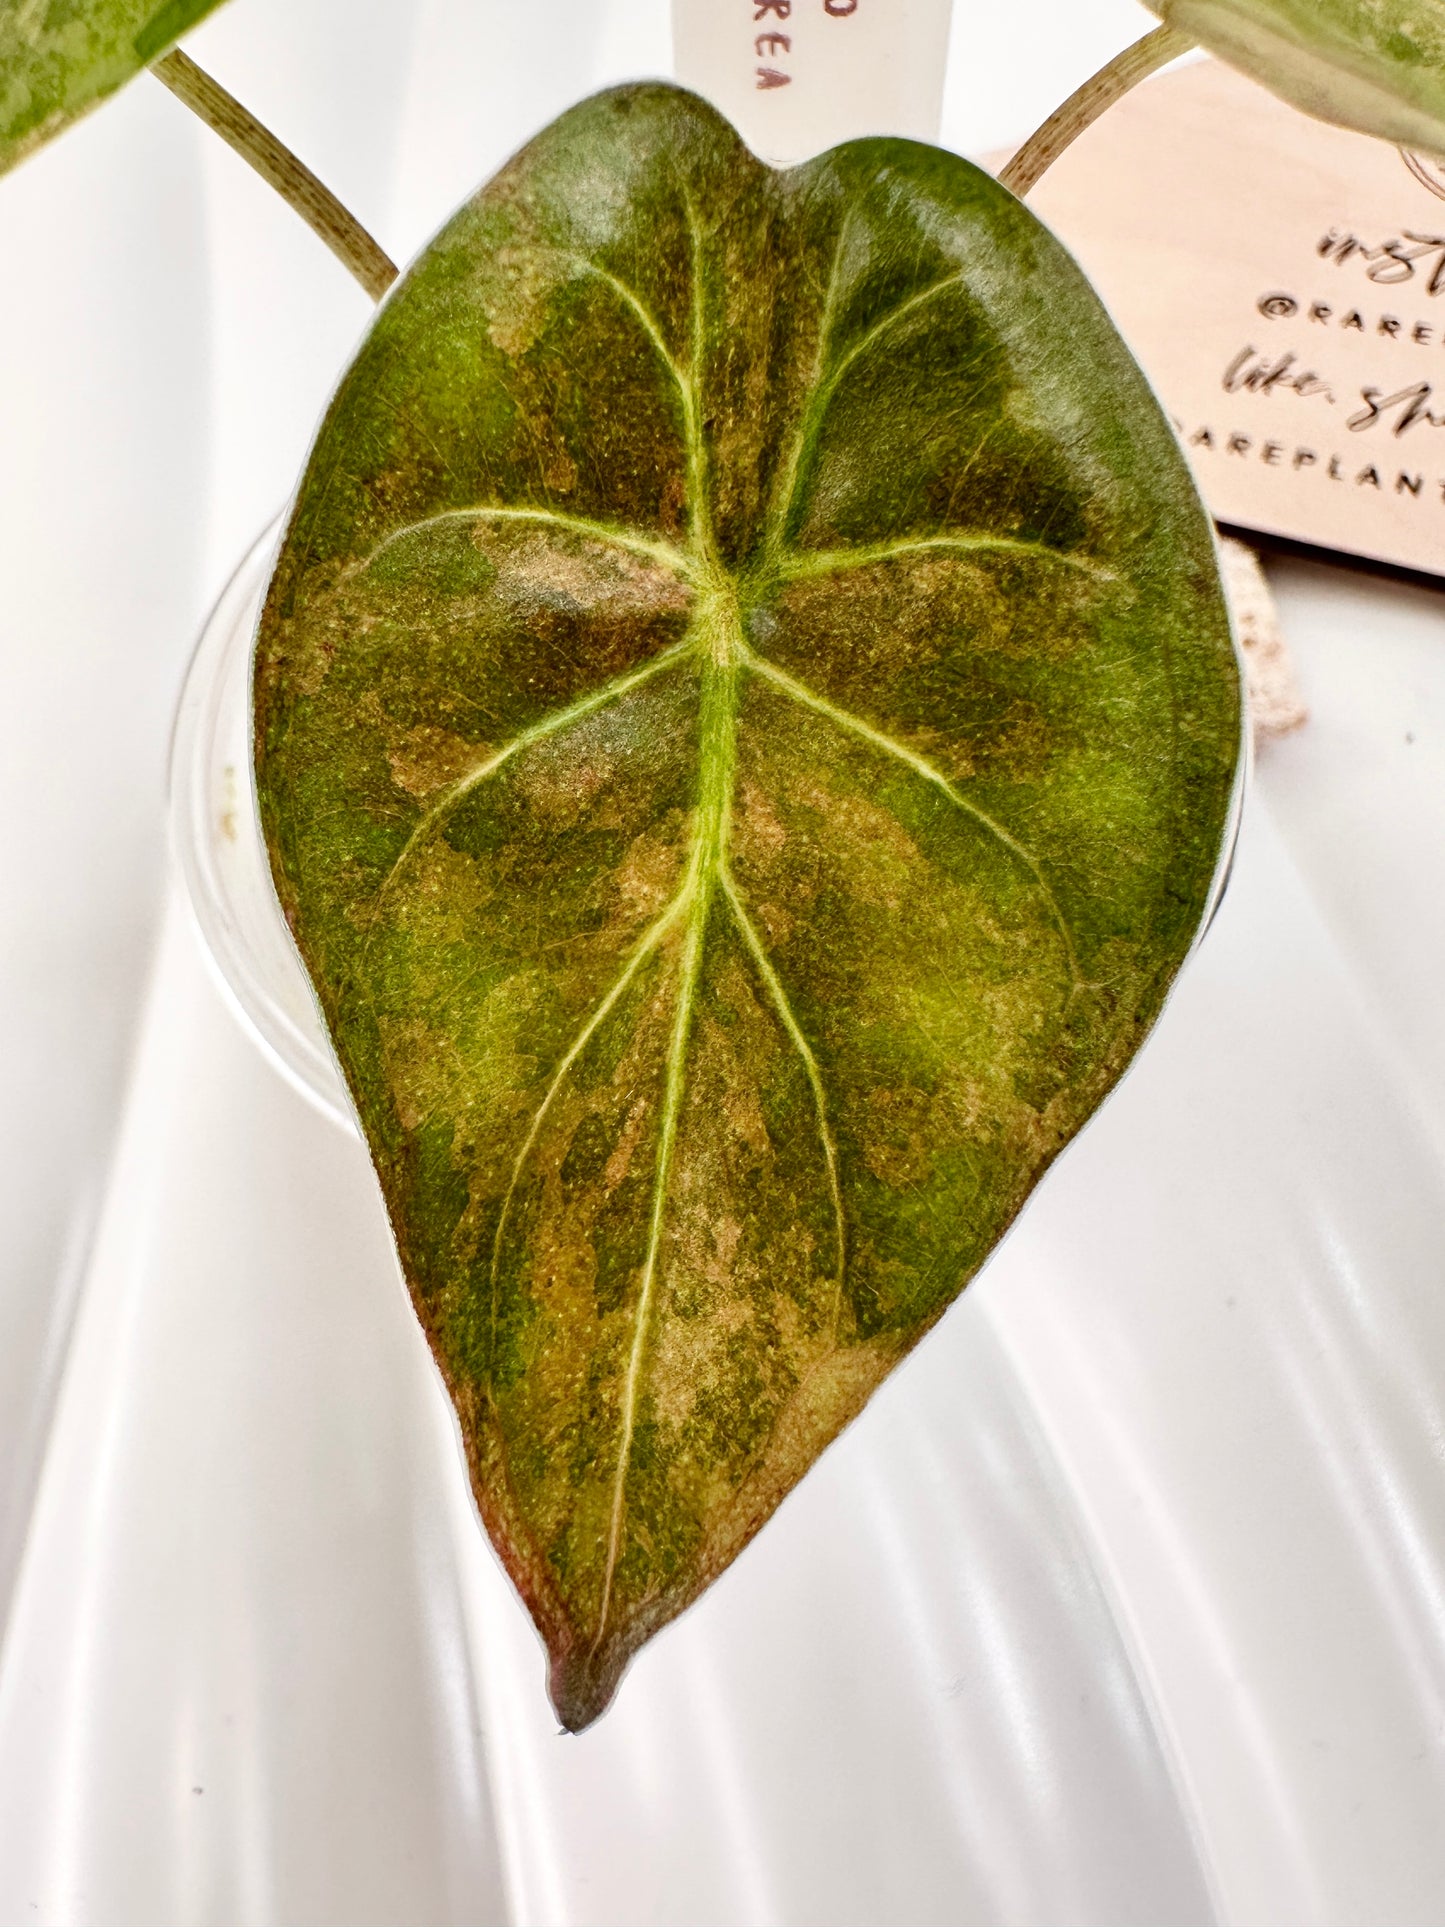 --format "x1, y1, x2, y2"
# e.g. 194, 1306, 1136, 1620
484, 245, 561, 357
795, 779, 922, 911
613, 831, 683, 920
862, 1084, 938, 1190
735, 779, 787, 862
708, 1028, 770, 1159
603, 1093, 652, 1192
544, 449, 579, 494
492, 534, 690, 618
517, 747, 612, 823
386, 723, 485, 798
658, 471, 687, 539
